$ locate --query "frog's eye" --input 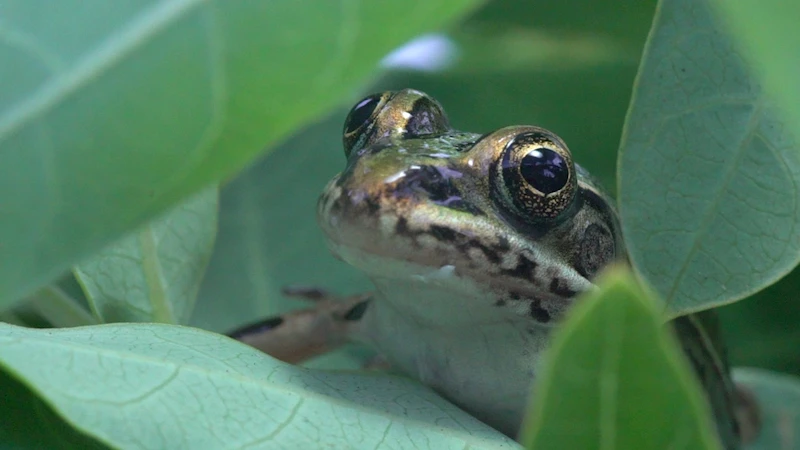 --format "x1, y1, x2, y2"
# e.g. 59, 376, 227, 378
342, 89, 451, 158
343, 92, 391, 158
494, 130, 578, 221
